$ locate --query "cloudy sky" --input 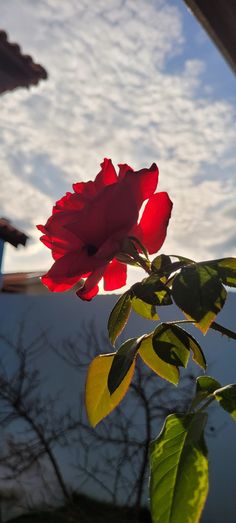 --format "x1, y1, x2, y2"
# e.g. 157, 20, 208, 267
1, 0, 236, 289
